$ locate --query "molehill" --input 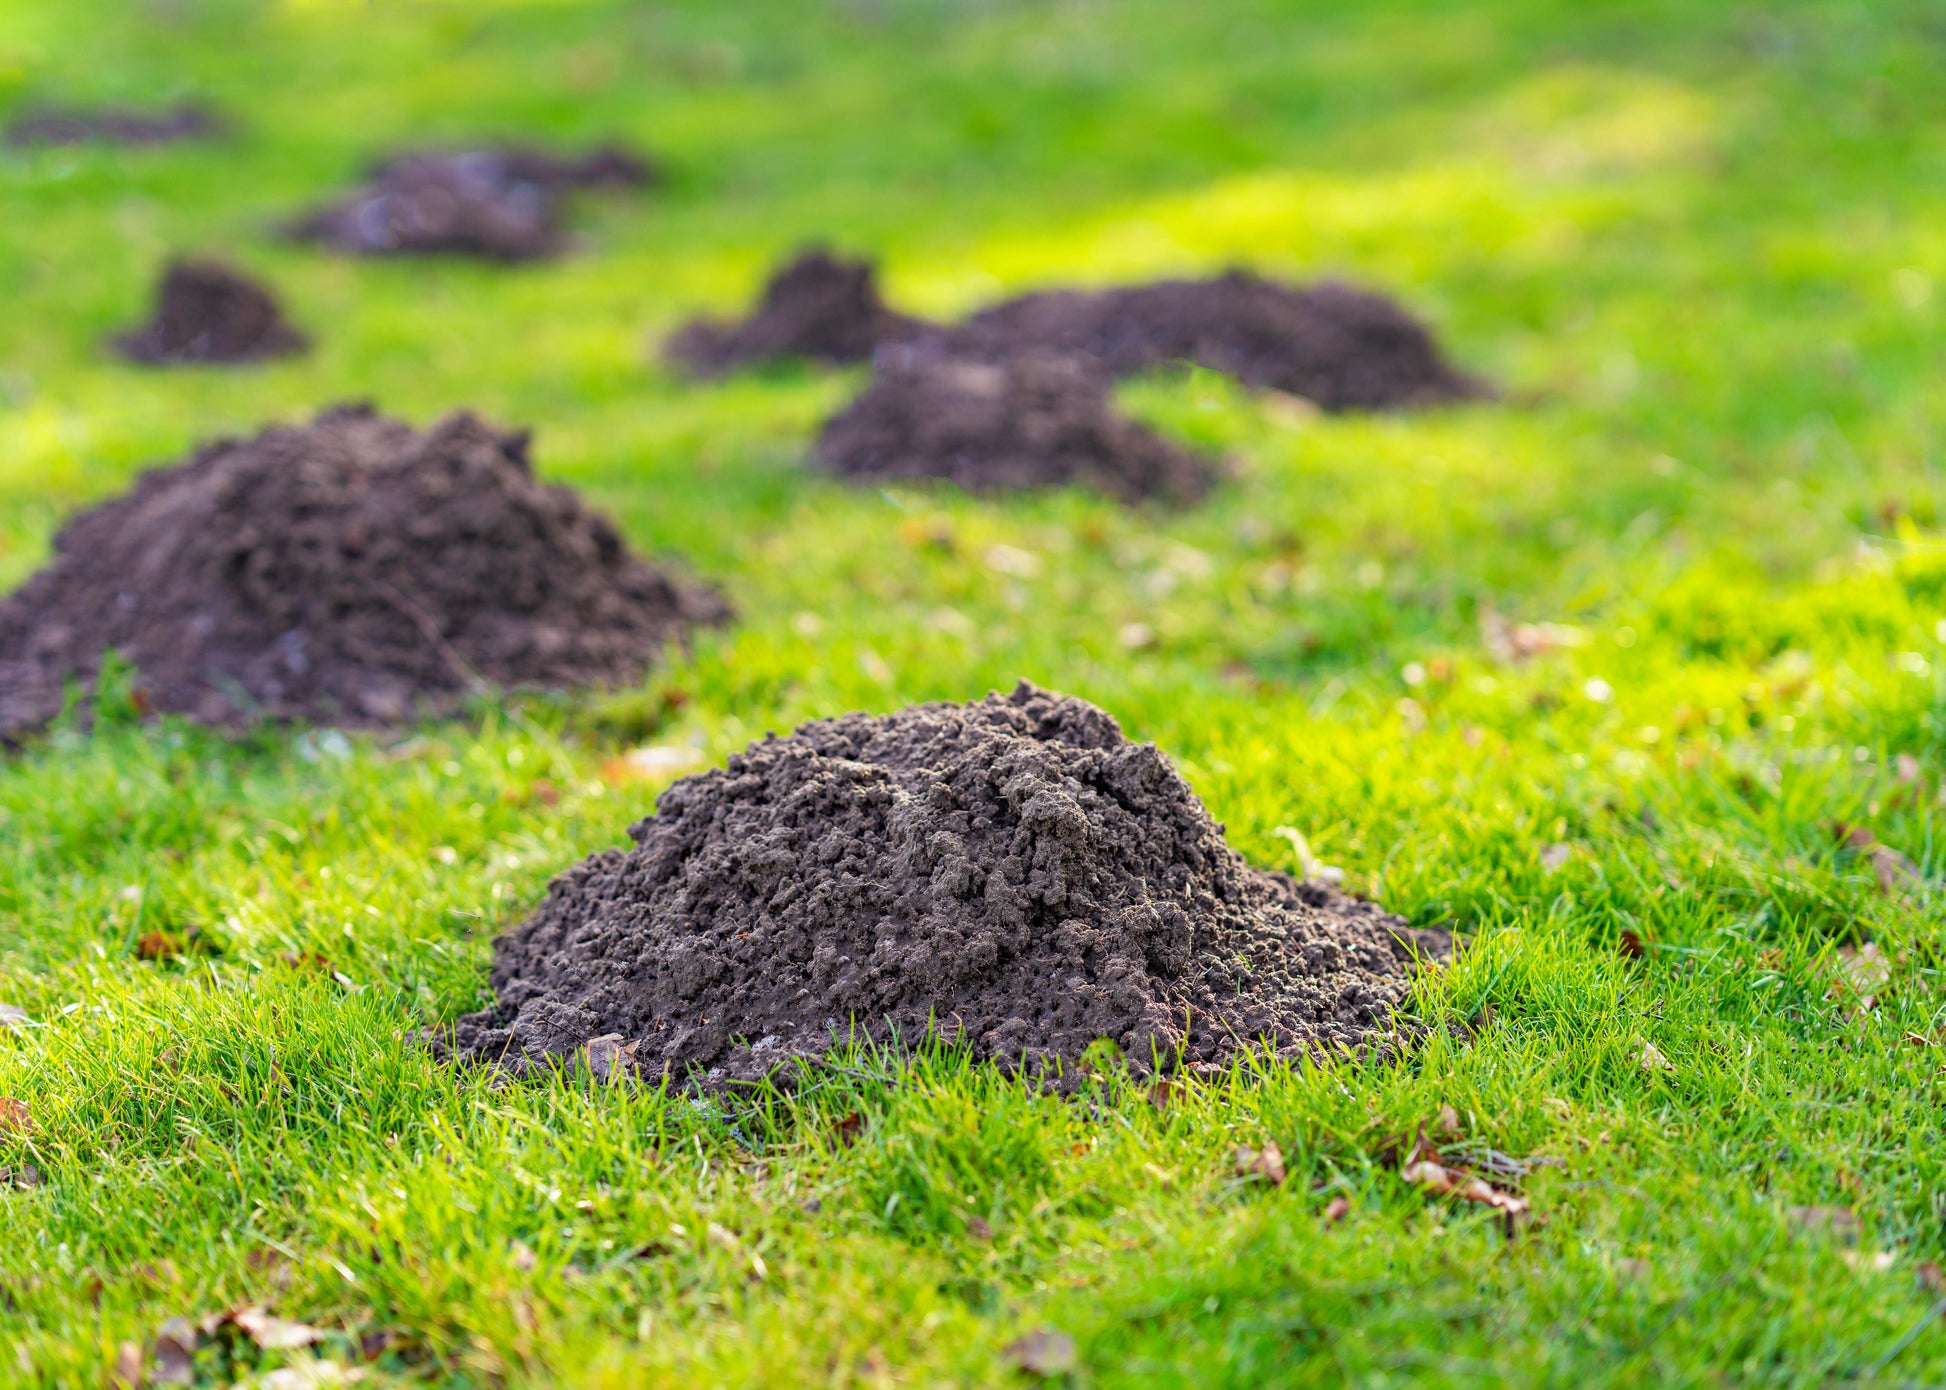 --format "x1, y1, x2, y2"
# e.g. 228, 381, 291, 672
287, 142, 655, 261
0, 403, 728, 738
442, 682, 1447, 1089
4, 102, 220, 148
952, 272, 1488, 411
816, 349, 1218, 504
665, 250, 929, 376
113, 259, 310, 366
